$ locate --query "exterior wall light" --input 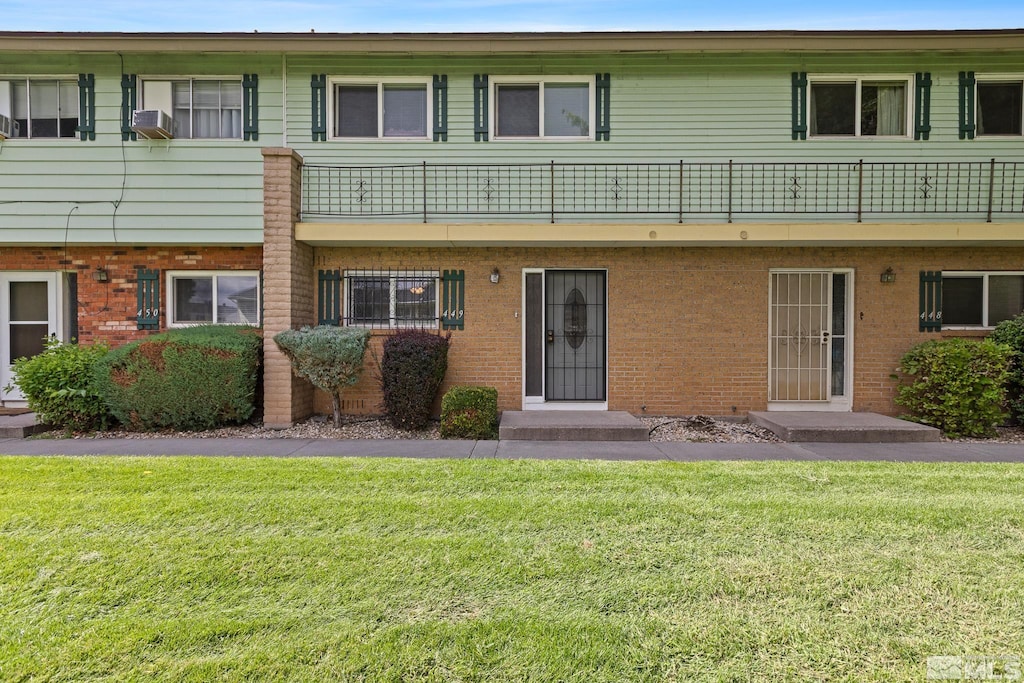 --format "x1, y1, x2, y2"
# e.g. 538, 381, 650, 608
880, 267, 896, 283
490, 268, 500, 284
93, 267, 109, 282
